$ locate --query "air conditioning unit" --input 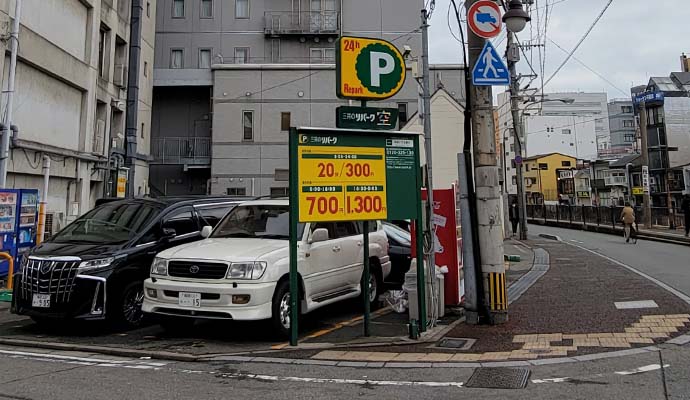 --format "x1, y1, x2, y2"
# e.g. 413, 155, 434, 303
94, 120, 106, 153
114, 64, 127, 88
